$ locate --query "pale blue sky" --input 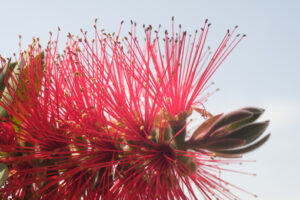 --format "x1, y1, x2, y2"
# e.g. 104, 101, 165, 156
1, 0, 299, 199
